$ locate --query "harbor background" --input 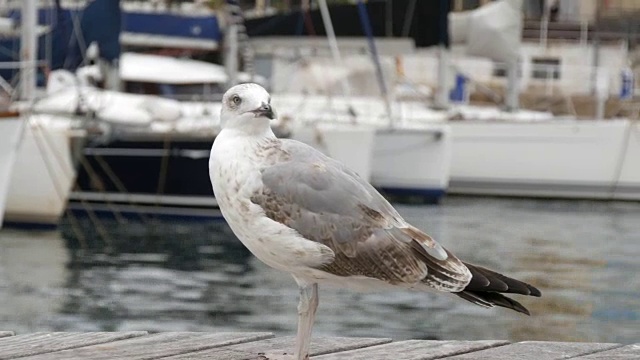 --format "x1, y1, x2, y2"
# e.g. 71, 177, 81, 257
1, 0, 640, 351
1, 196, 638, 344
